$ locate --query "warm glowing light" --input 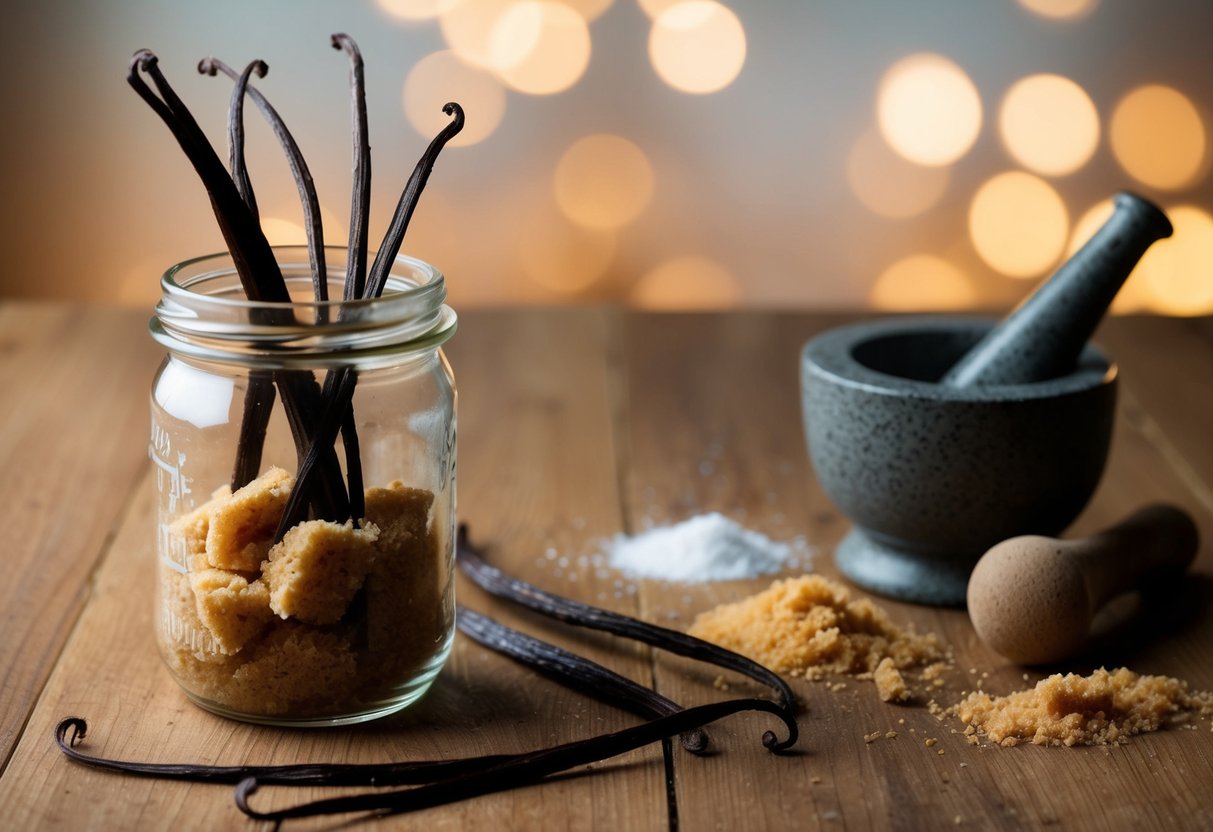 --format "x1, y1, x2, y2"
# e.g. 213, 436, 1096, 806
877, 53, 982, 166
259, 217, 308, 245
517, 213, 616, 294
1110, 85, 1207, 190
561, 0, 615, 20
969, 172, 1069, 279
870, 254, 976, 312
630, 255, 740, 309
1016, 0, 1099, 20
377, 0, 462, 21
1066, 199, 1114, 257
1135, 206, 1213, 315
999, 74, 1099, 176
491, 1, 592, 95
649, 1, 746, 95
553, 134, 654, 230
439, 0, 517, 70
637, 0, 682, 16
846, 128, 950, 219
404, 51, 505, 147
